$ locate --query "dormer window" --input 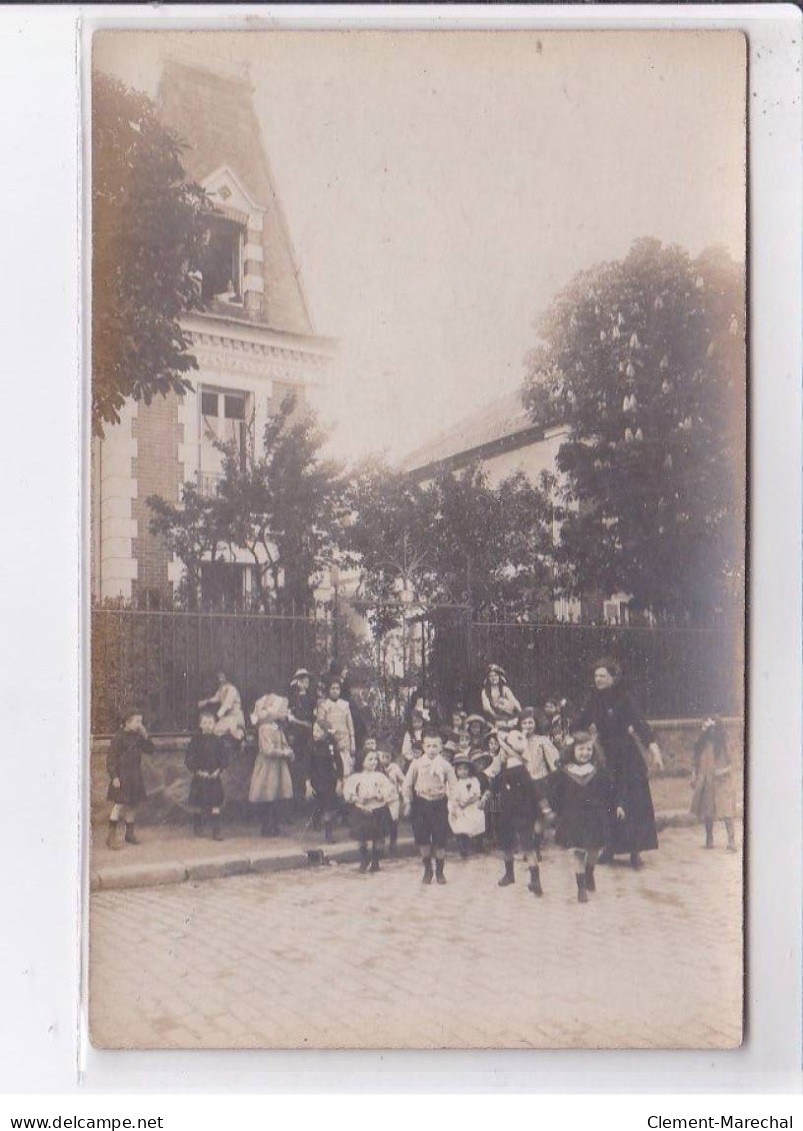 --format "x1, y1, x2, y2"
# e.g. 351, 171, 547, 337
199, 214, 244, 304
